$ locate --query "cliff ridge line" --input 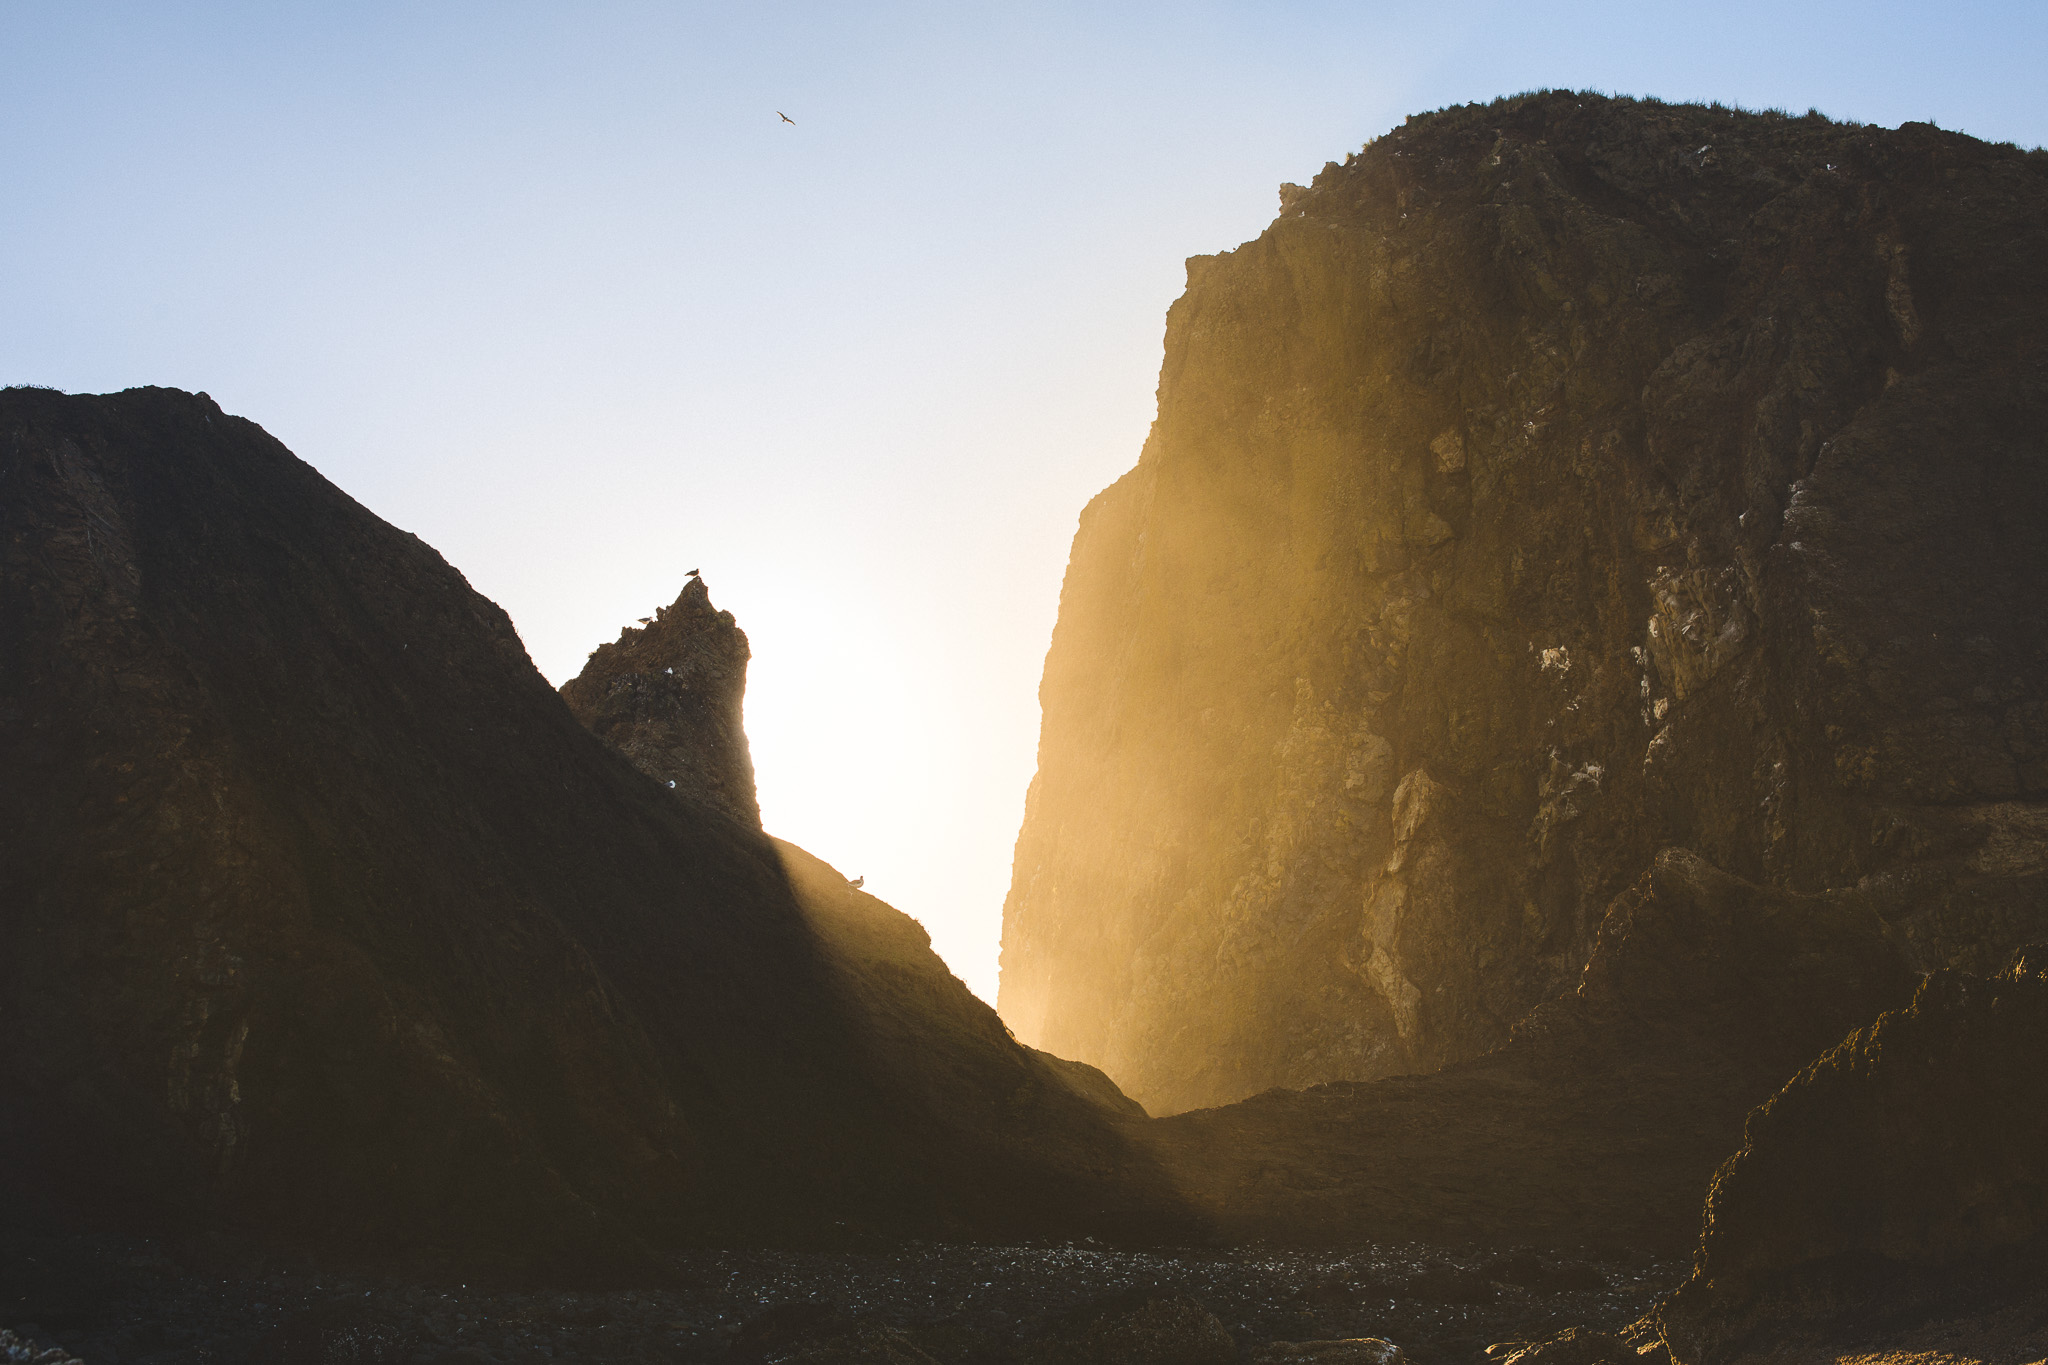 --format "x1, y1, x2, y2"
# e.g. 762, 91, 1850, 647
1000, 90, 2048, 1115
